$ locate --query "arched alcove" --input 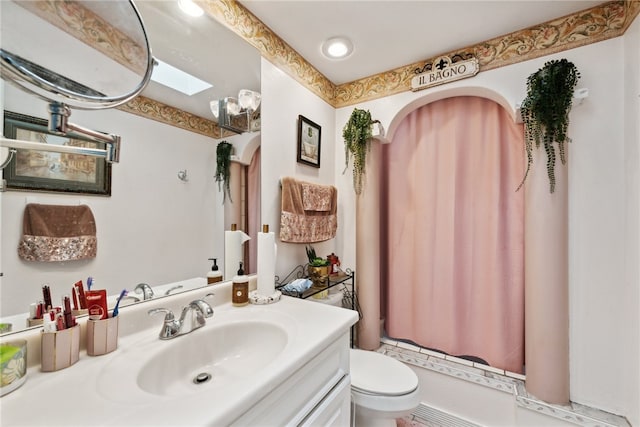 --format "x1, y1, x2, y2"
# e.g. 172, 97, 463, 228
234, 133, 261, 165
356, 87, 569, 404
385, 86, 519, 143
